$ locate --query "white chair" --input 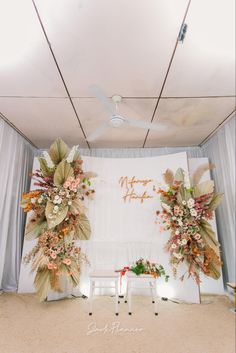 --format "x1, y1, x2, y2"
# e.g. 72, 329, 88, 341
89, 270, 120, 316
125, 272, 158, 315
